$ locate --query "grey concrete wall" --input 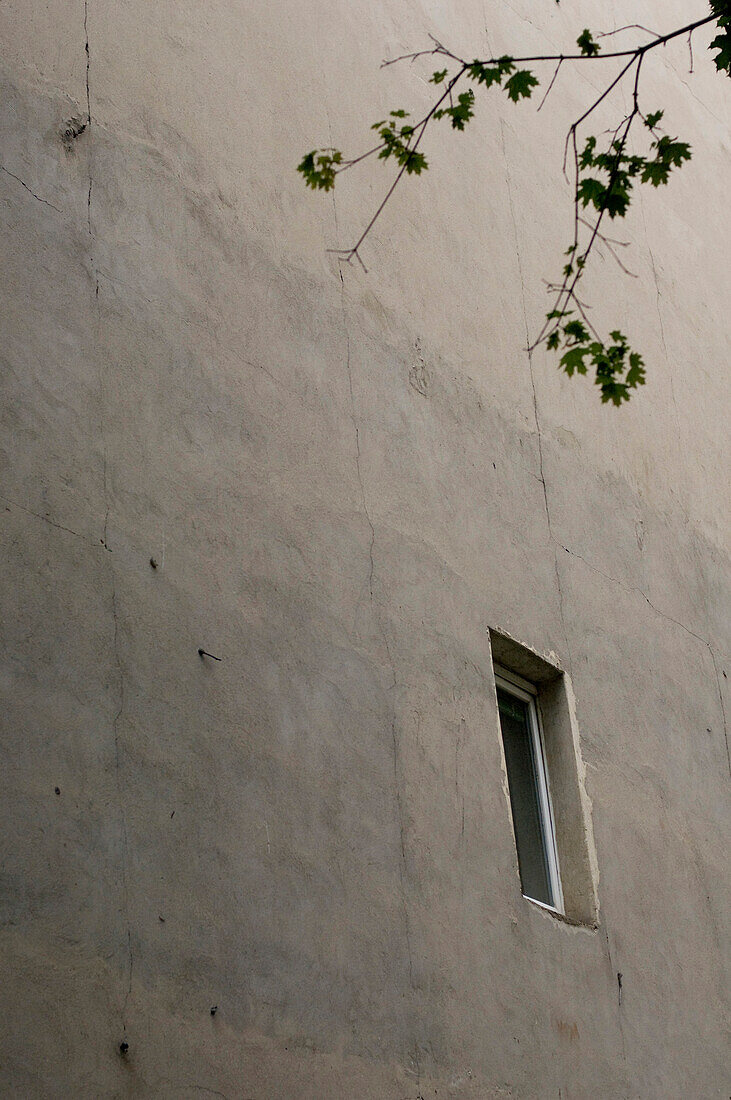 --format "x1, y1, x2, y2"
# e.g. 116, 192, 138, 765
1, 0, 729, 1096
